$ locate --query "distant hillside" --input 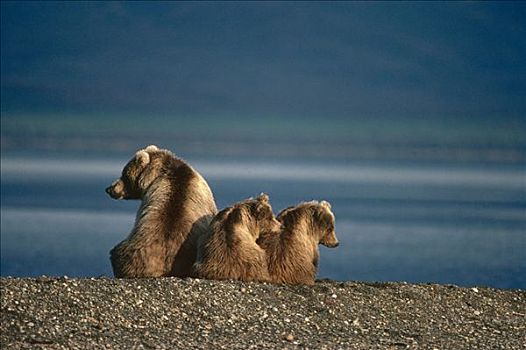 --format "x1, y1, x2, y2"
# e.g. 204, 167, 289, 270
2, 112, 525, 163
